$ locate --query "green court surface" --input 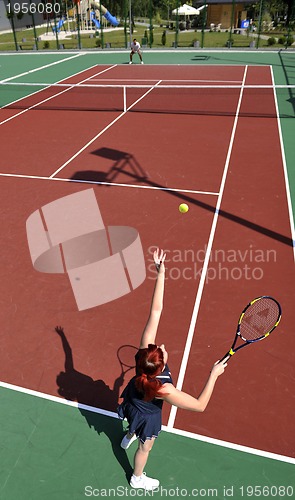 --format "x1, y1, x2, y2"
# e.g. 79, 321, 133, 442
0, 50, 294, 499
1, 387, 294, 500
